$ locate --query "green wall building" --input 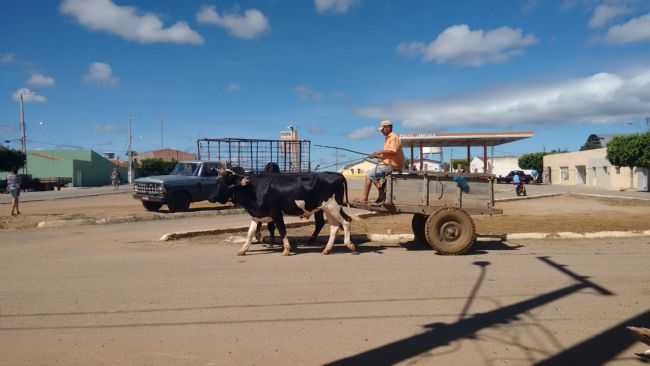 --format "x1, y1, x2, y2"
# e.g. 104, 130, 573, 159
2, 149, 127, 187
